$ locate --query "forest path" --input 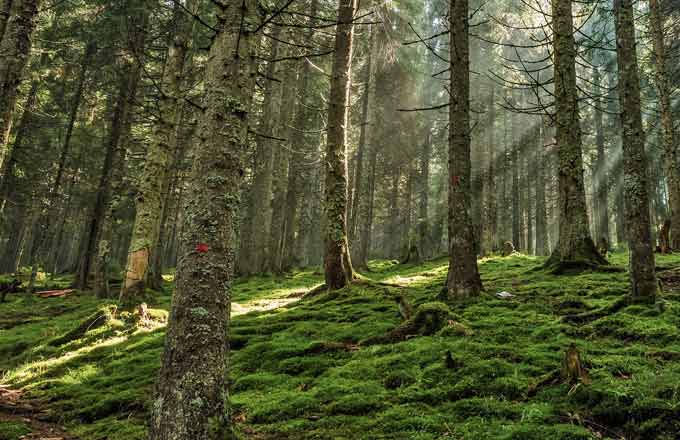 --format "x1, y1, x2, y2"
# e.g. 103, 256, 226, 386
0, 385, 77, 439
